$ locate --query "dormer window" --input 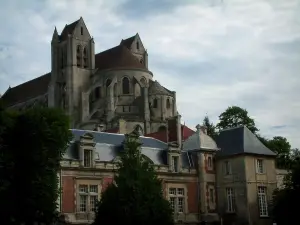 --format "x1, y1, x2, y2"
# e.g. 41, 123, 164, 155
81, 26, 83, 35
84, 149, 92, 167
